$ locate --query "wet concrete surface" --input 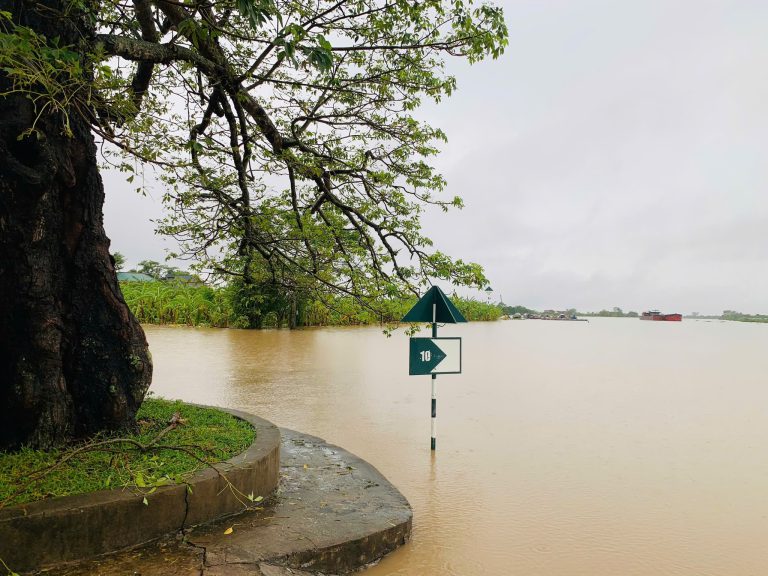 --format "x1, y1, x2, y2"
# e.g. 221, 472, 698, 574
39, 429, 412, 576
